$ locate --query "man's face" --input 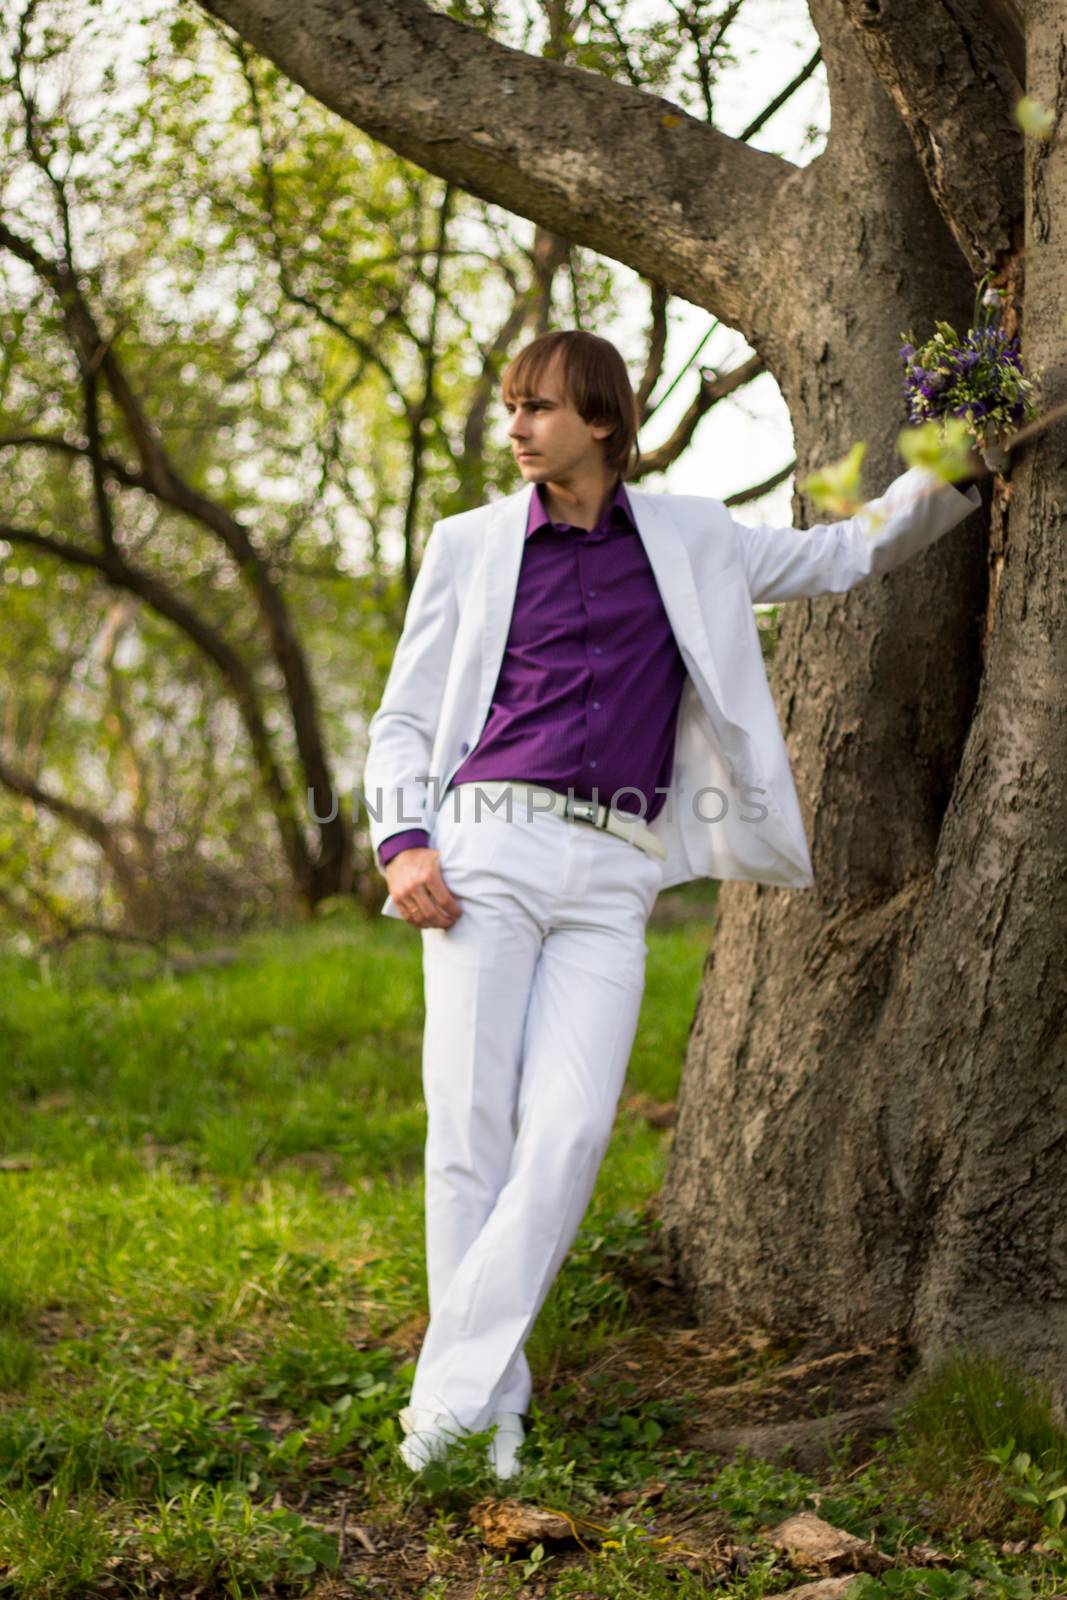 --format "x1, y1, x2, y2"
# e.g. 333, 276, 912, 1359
504, 357, 612, 484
